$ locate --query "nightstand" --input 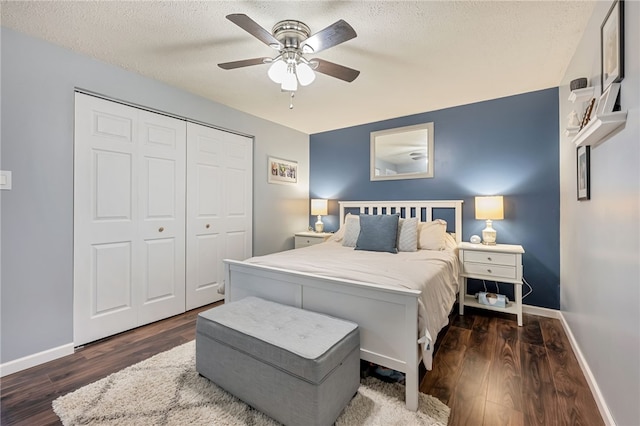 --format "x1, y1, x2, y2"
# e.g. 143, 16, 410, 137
294, 231, 332, 249
458, 242, 525, 326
